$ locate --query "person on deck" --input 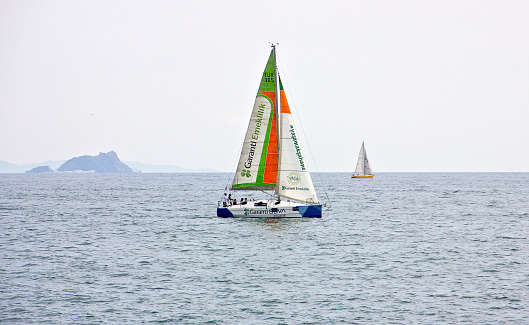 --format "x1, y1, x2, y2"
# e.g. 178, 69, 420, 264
222, 193, 228, 207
